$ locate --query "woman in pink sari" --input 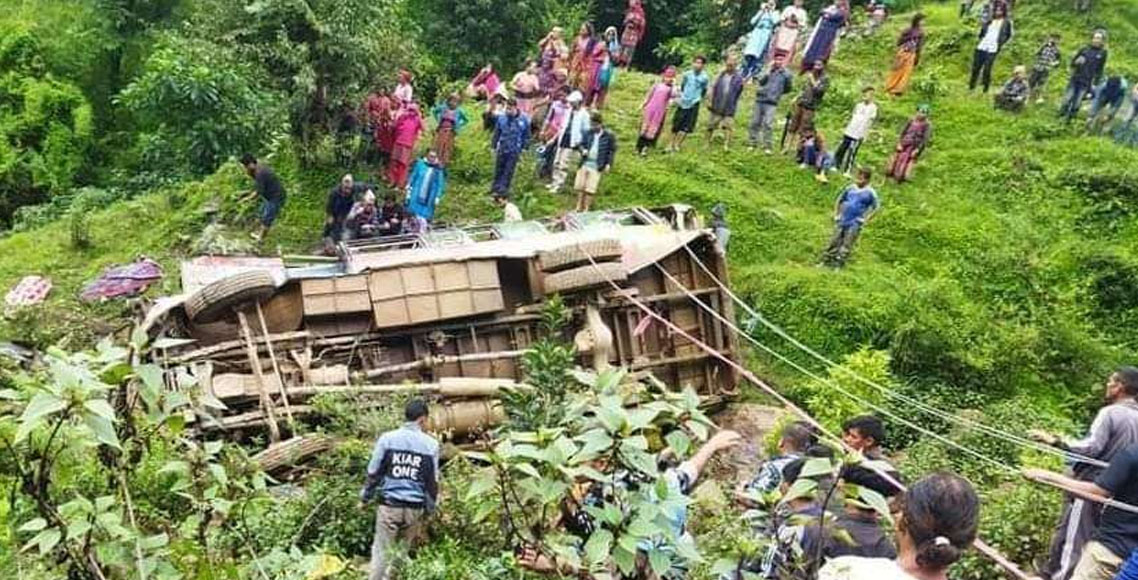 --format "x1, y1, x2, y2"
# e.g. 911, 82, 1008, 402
465, 64, 501, 101
637, 67, 677, 156
619, 0, 647, 66
511, 60, 541, 117
386, 103, 424, 188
